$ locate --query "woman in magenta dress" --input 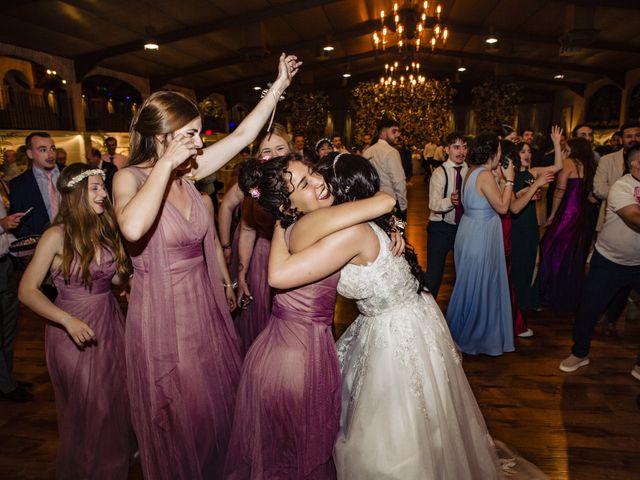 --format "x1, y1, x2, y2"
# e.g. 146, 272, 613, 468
539, 137, 596, 312
112, 55, 301, 479
225, 154, 396, 479
19, 164, 132, 479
